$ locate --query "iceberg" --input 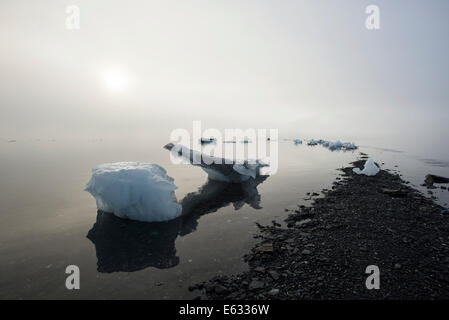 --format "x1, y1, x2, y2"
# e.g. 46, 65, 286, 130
293, 139, 302, 144
353, 159, 380, 176
307, 139, 320, 146
233, 162, 261, 179
200, 137, 216, 144
85, 162, 182, 222
164, 143, 268, 183
307, 139, 357, 151
339, 141, 357, 151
